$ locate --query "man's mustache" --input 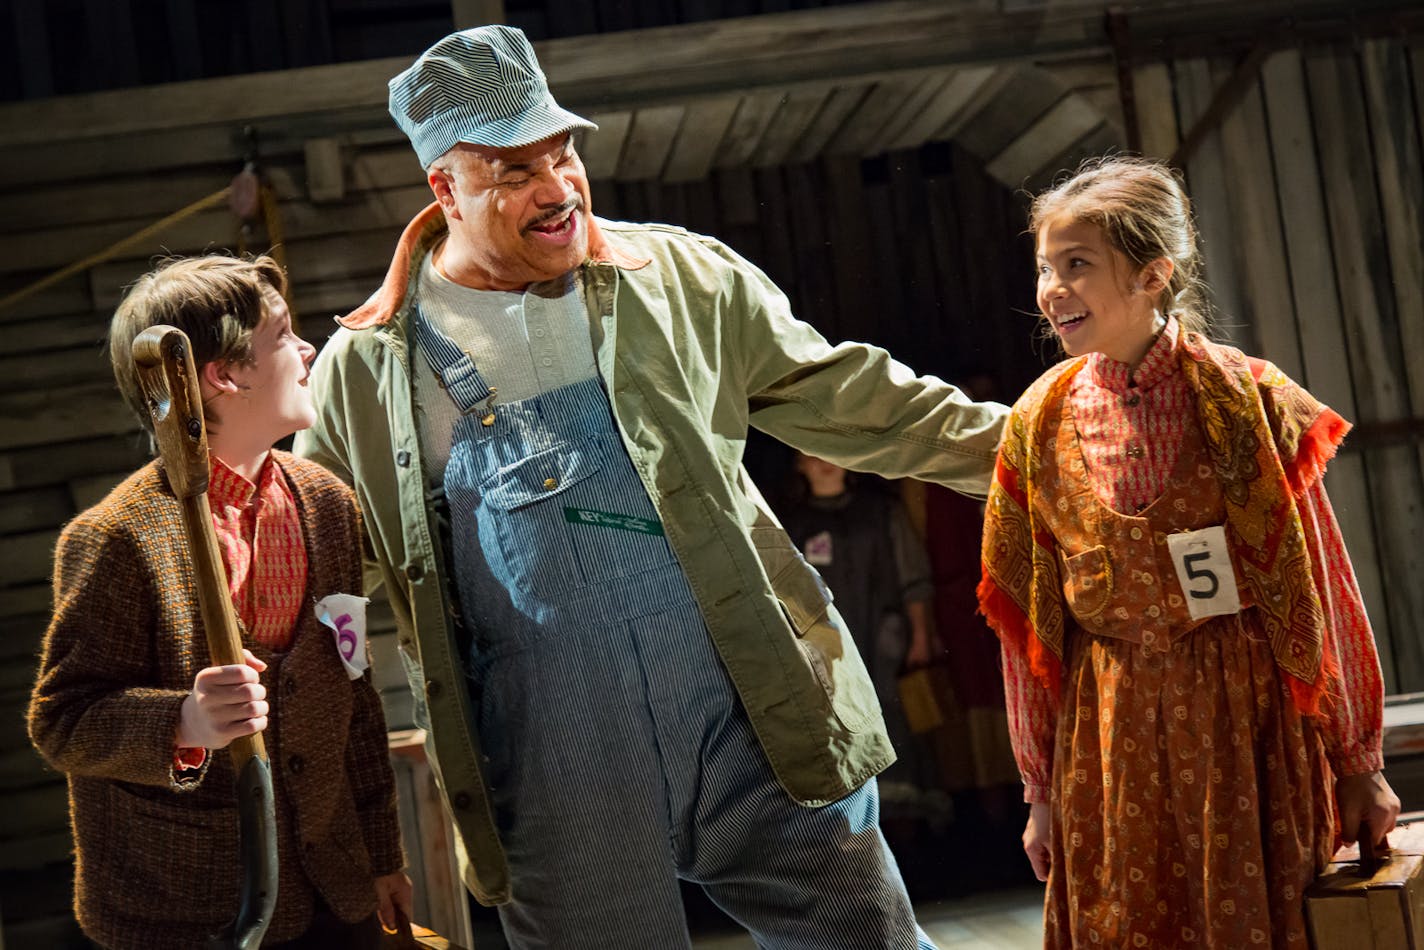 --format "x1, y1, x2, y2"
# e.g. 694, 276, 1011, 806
523, 196, 584, 233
